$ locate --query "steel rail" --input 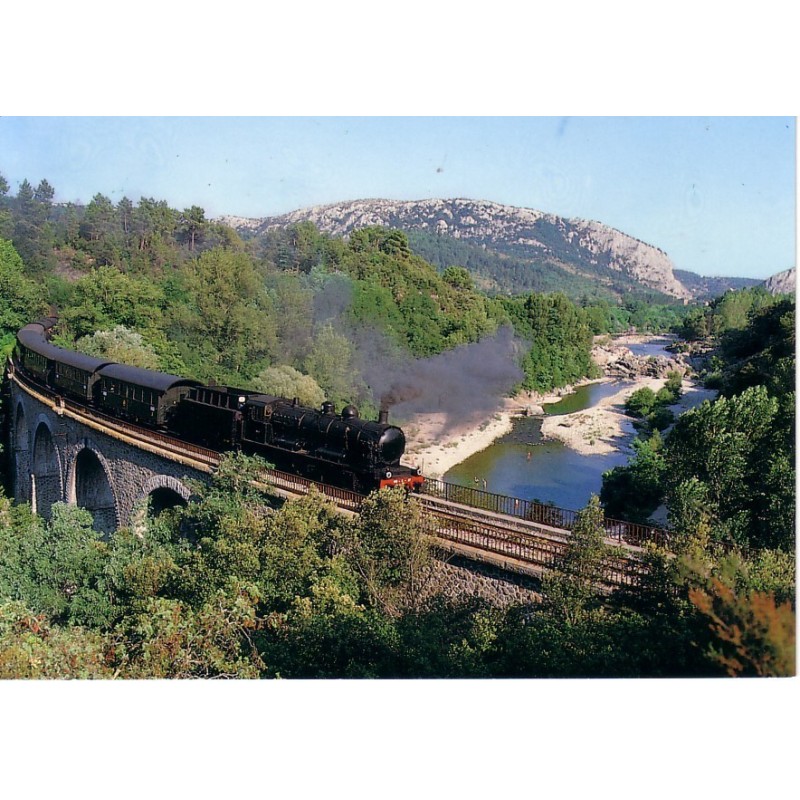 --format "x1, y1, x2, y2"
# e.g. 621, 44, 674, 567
422, 506, 644, 588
